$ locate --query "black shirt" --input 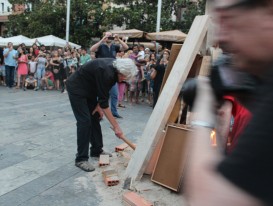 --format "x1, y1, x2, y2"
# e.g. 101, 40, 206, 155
96, 44, 120, 59
217, 69, 273, 205
66, 58, 118, 108
153, 63, 166, 91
